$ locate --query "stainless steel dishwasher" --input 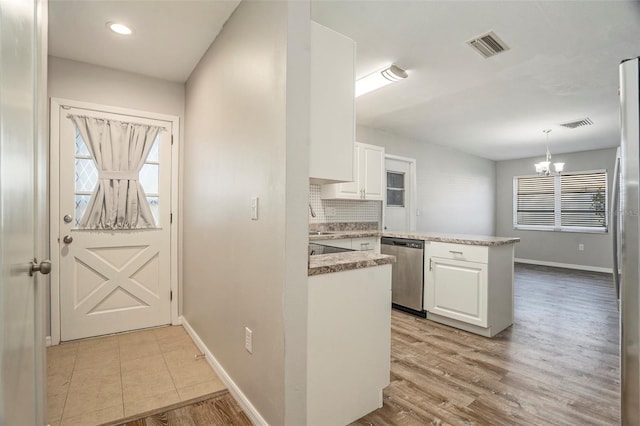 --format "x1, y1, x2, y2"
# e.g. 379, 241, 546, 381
380, 237, 426, 318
